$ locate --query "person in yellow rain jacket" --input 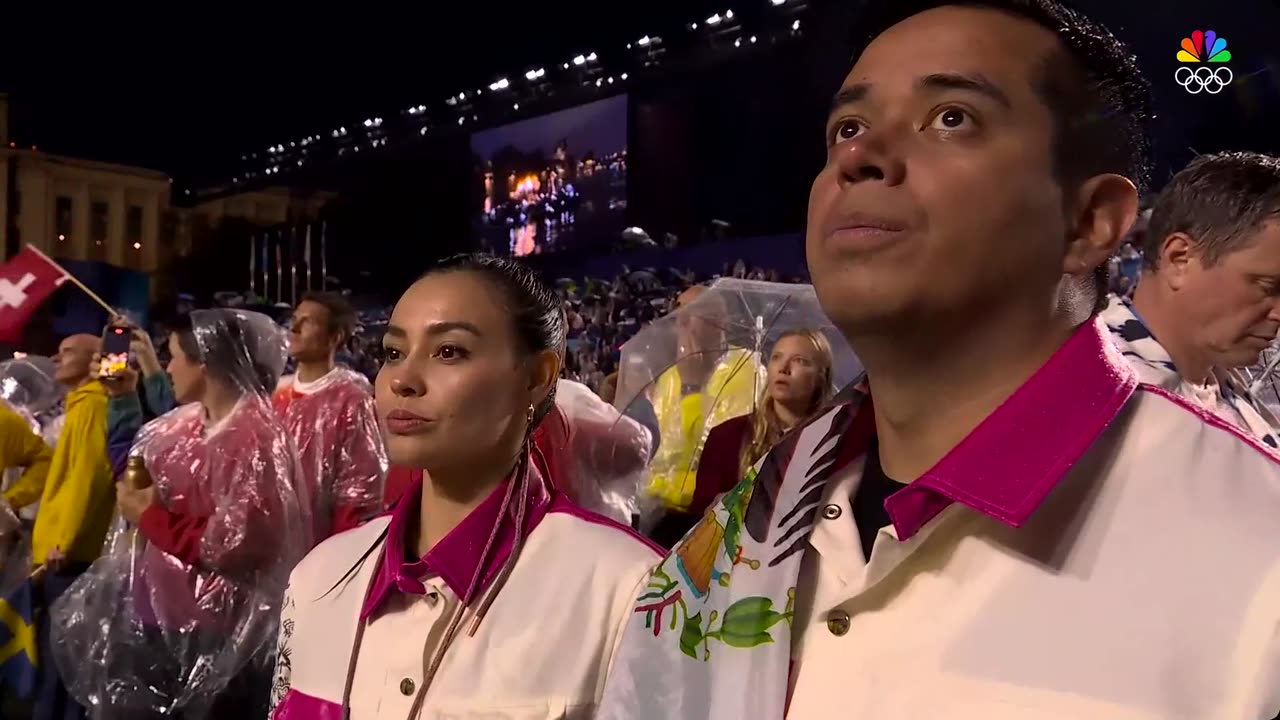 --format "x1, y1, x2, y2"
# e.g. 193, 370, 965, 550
647, 287, 763, 526
0, 402, 52, 540
1, 334, 111, 719
2, 335, 114, 569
